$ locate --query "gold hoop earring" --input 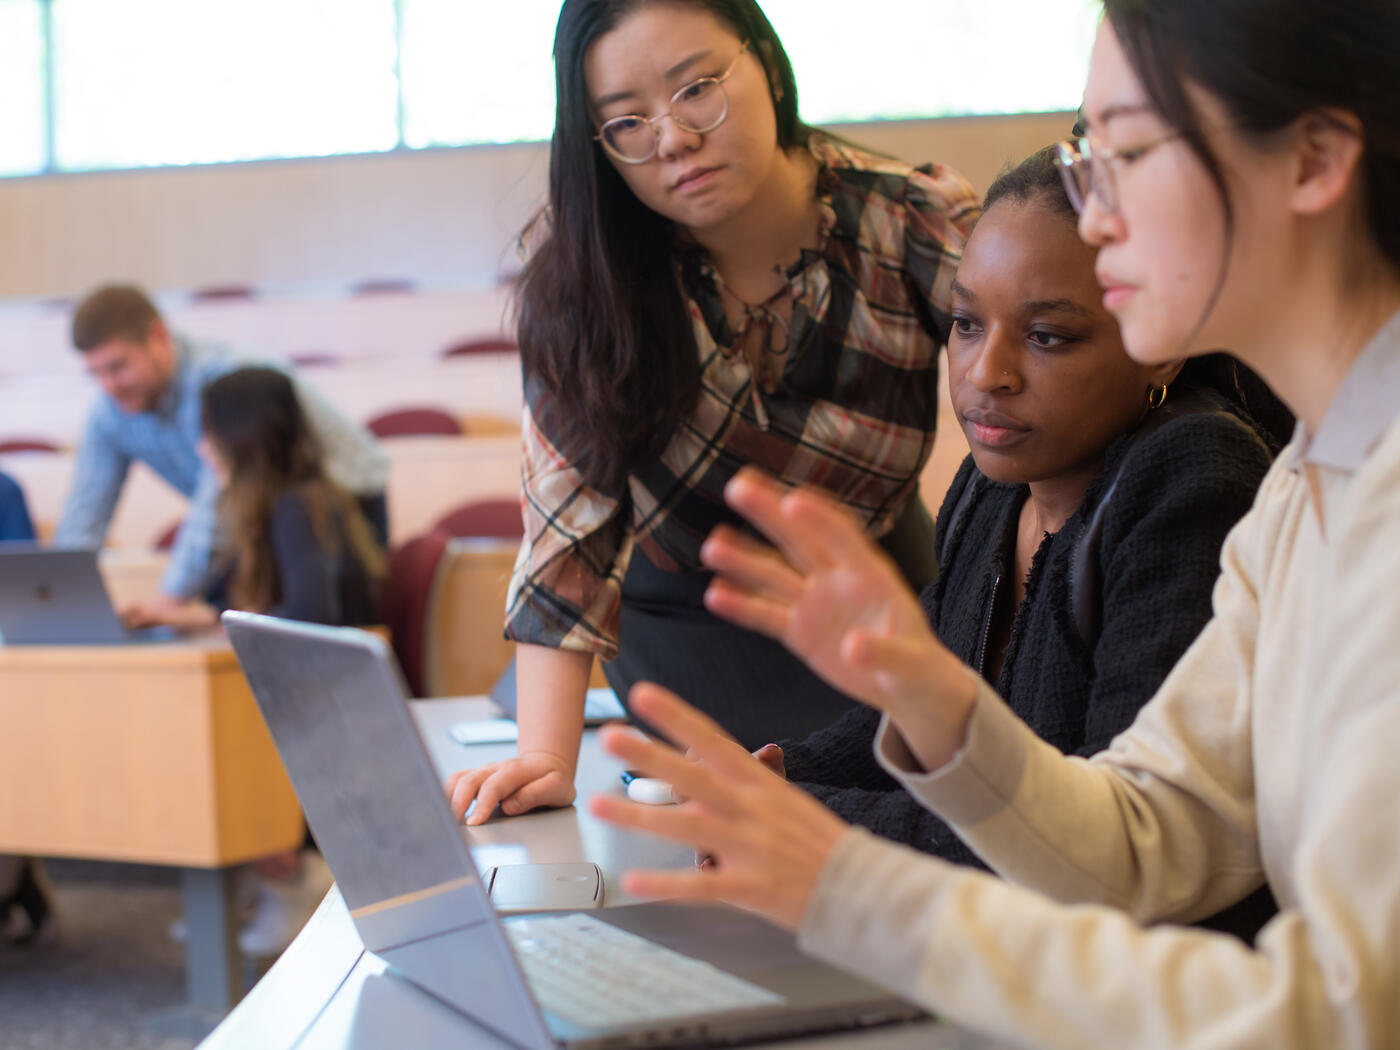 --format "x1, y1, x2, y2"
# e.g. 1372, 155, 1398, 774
1147, 384, 1168, 410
